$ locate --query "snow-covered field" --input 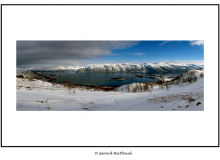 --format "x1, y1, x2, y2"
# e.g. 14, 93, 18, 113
16, 70, 204, 111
